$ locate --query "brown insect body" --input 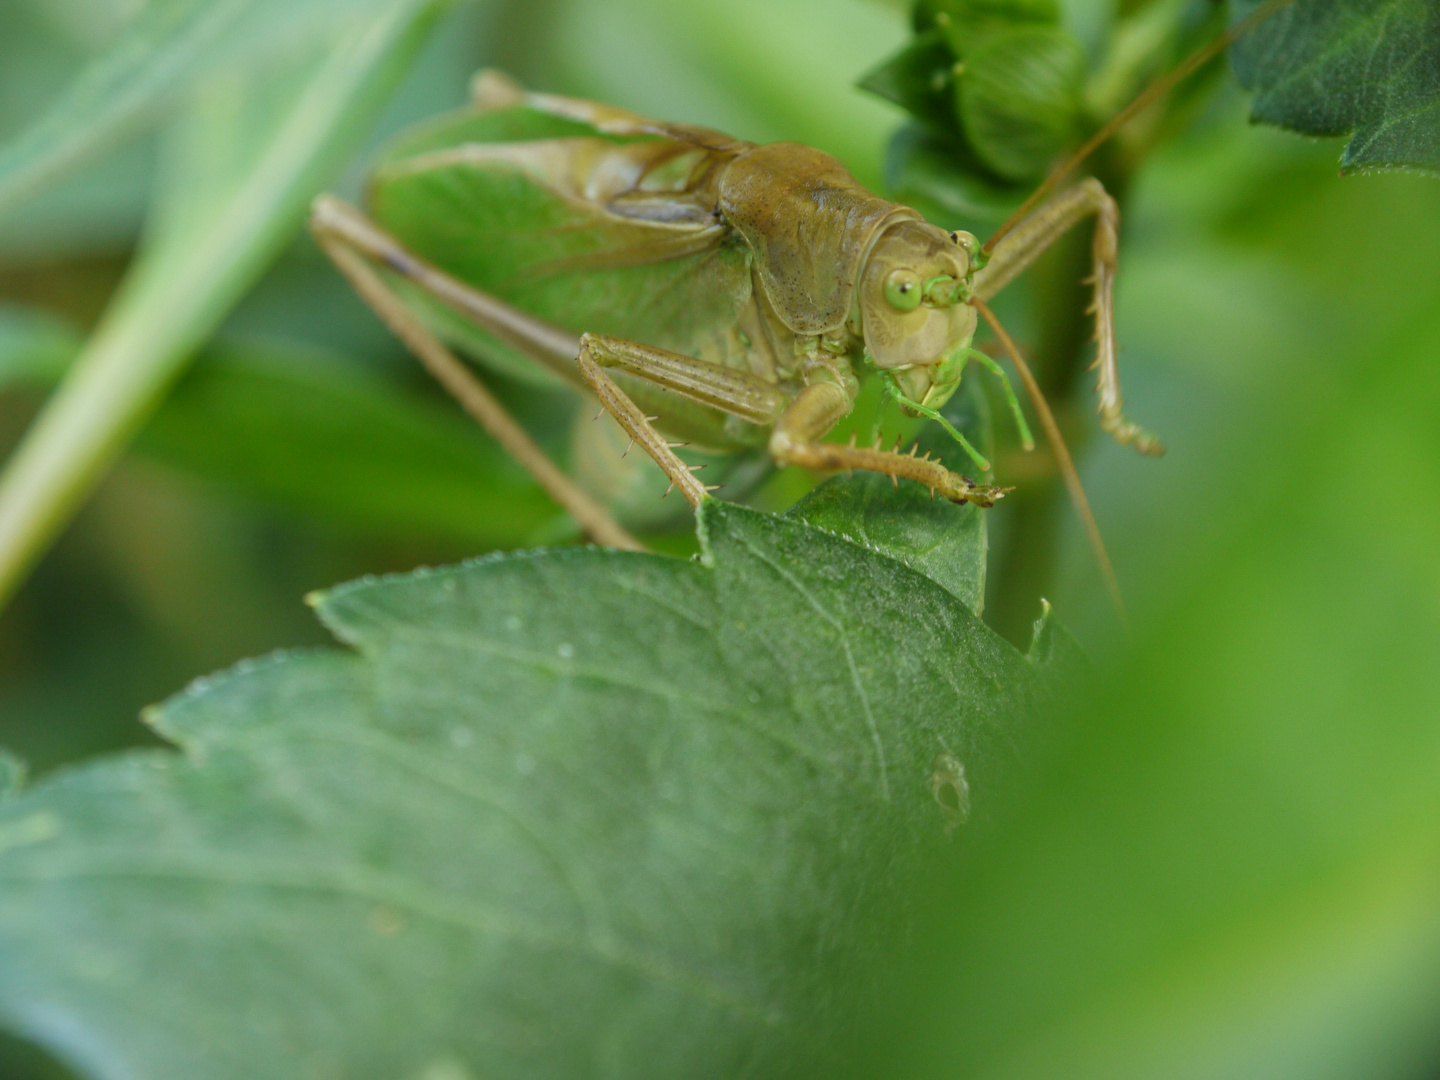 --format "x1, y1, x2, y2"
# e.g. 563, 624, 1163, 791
312, 71, 1157, 548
